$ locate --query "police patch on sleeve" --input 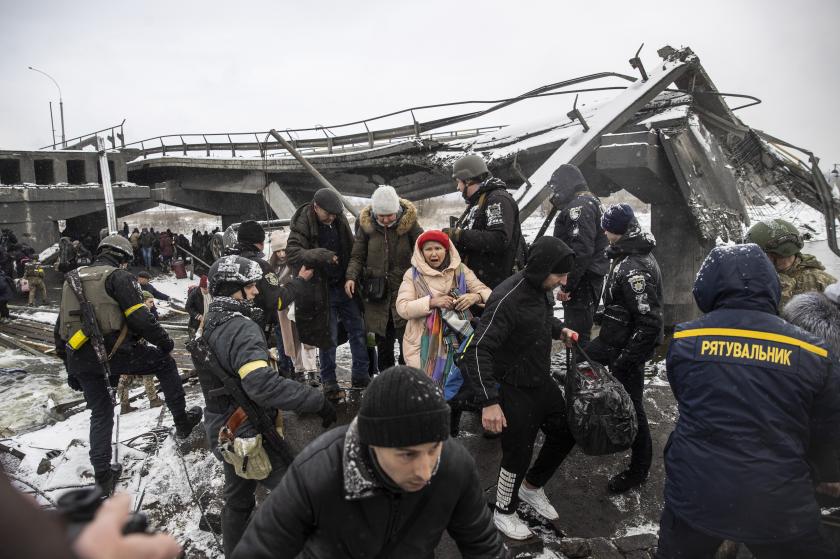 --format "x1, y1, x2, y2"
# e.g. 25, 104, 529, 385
265, 272, 280, 286
568, 206, 581, 221
629, 274, 646, 294
485, 203, 504, 227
